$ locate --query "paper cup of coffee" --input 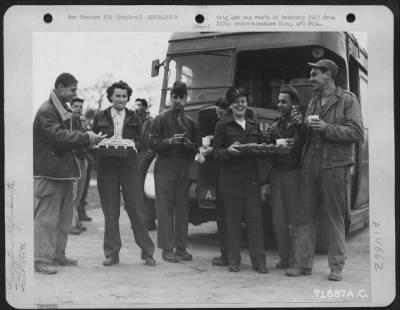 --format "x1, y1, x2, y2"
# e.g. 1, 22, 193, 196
308, 115, 319, 122
276, 139, 287, 146
202, 136, 211, 146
